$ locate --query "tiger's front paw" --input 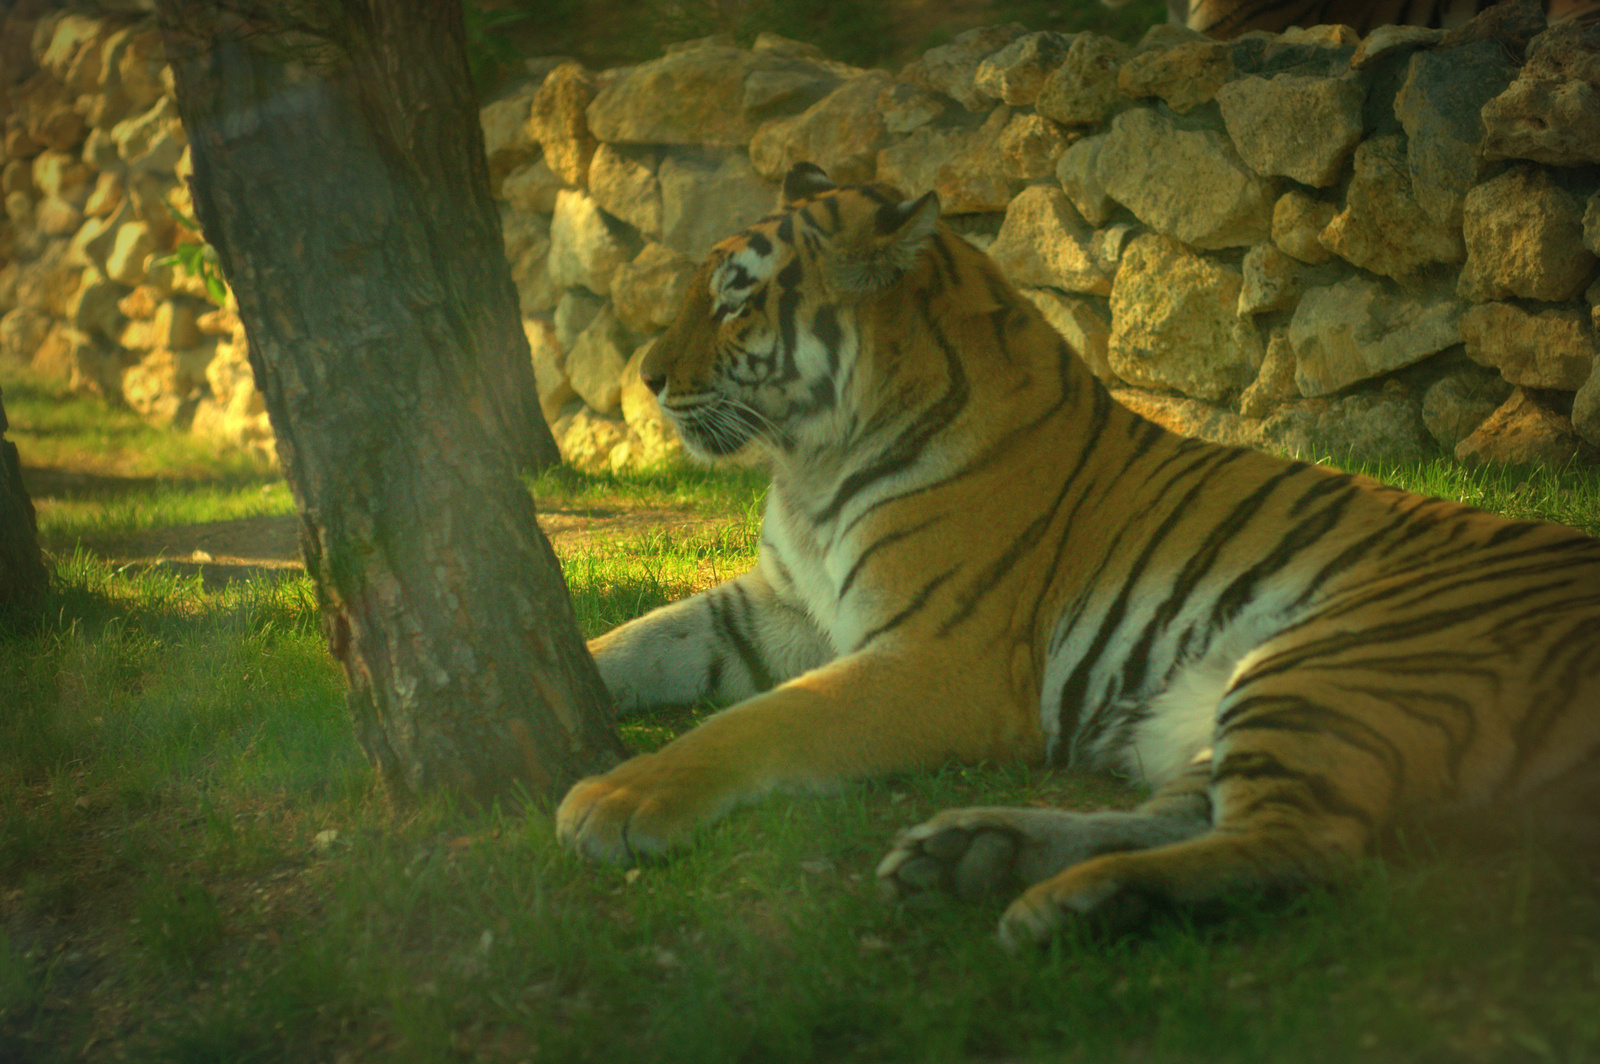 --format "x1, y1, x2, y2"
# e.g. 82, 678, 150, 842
555, 752, 734, 864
